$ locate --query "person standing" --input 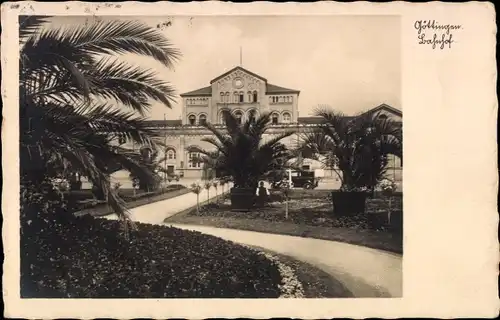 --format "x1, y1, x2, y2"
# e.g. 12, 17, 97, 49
256, 181, 270, 207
